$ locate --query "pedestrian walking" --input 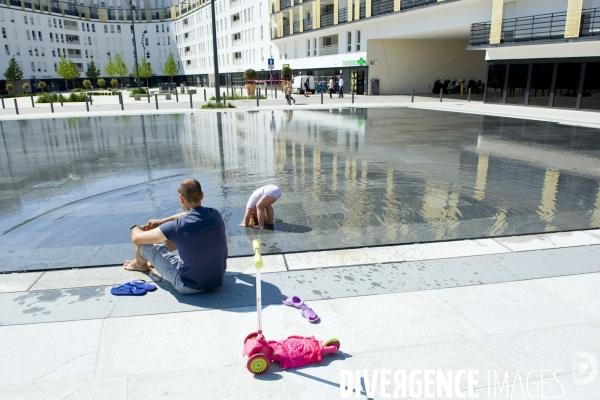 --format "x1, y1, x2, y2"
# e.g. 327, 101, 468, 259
328, 77, 334, 99
338, 77, 344, 98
